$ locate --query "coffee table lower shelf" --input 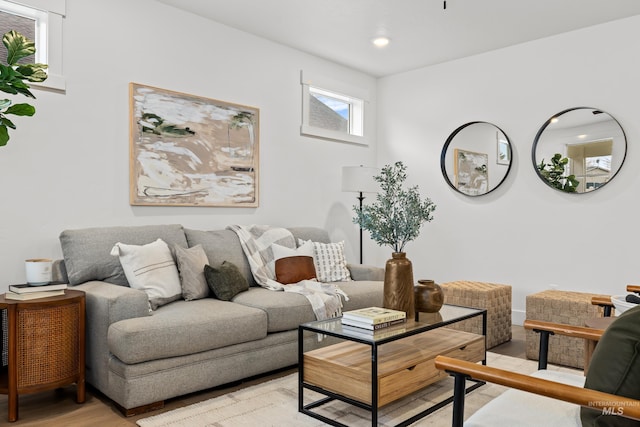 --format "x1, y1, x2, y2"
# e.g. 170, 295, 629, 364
299, 328, 486, 427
